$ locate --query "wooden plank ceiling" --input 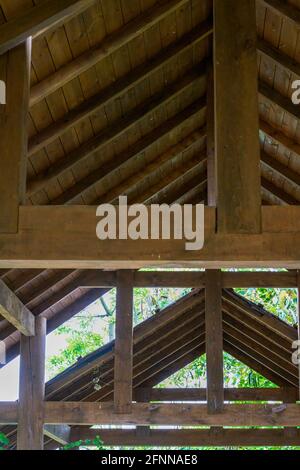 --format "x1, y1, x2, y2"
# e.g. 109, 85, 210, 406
1, 0, 300, 363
